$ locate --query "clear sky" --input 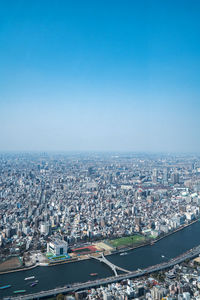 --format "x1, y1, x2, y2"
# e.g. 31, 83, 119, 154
0, 0, 200, 152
